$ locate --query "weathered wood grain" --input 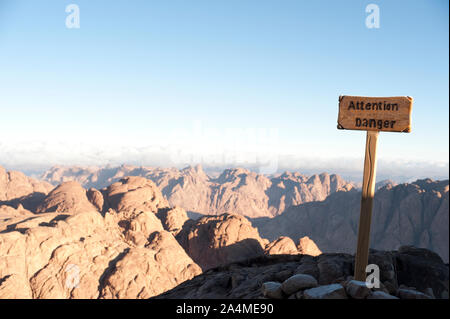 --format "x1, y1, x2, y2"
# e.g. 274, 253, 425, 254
354, 131, 379, 282
338, 95, 413, 132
